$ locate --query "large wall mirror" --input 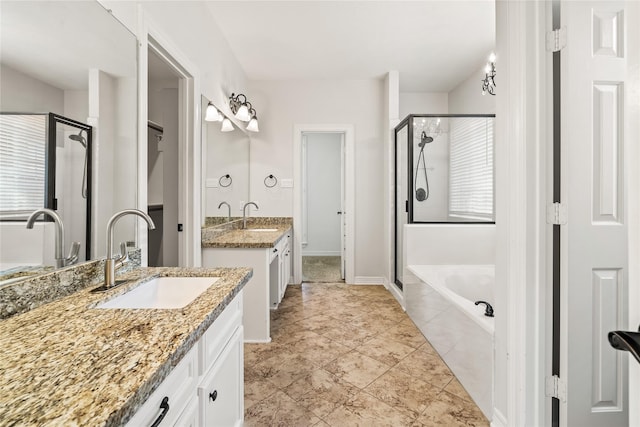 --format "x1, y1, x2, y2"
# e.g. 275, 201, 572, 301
0, 1, 138, 282
201, 96, 250, 227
